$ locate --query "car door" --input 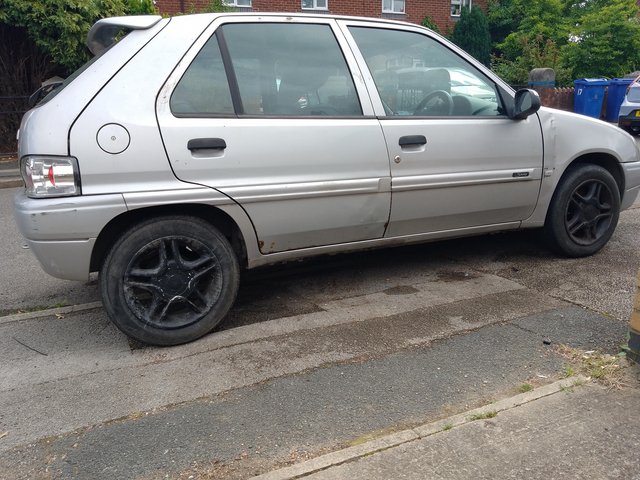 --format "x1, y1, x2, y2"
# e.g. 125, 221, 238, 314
157, 17, 391, 254
340, 22, 544, 237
